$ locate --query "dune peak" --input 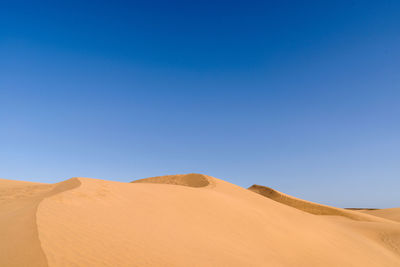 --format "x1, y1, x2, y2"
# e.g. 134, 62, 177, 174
131, 173, 212, 188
